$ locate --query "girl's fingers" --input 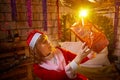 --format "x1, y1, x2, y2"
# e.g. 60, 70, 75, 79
81, 42, 86, 49
80, 42, 92, 56
81, 42, 91, 53
85, 48, 91, 53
